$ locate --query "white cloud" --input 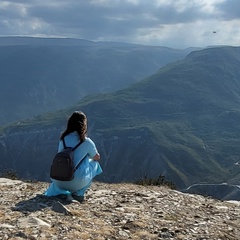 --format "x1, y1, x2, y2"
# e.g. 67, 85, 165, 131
0, 0, 239, 48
